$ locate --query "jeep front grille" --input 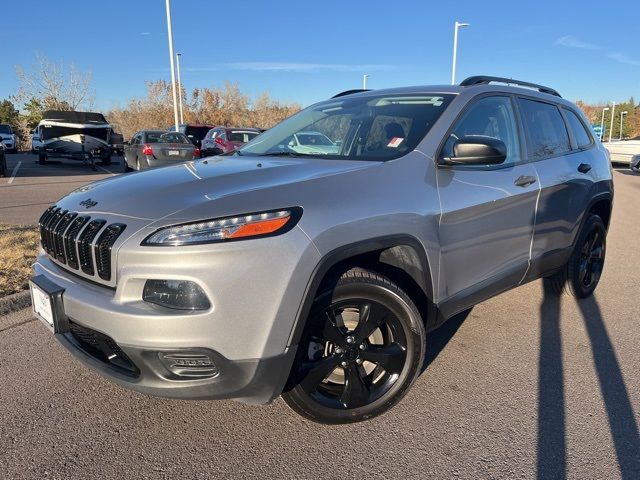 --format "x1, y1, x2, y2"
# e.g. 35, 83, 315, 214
38, 206, 127, 284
